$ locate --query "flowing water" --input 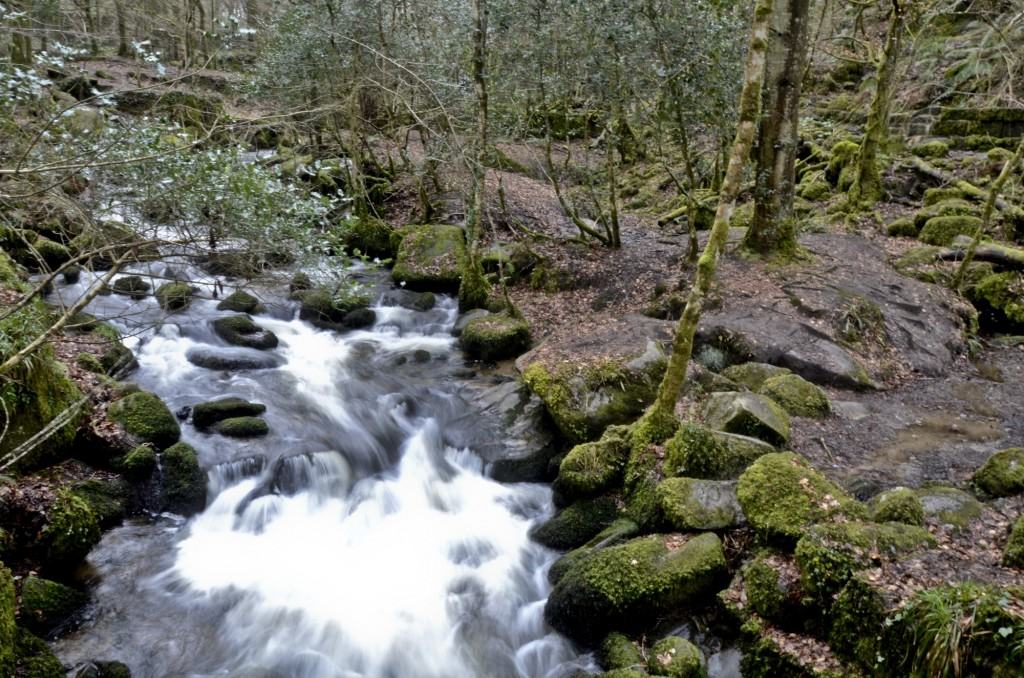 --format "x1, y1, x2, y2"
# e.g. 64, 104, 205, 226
48, 258, 597, 678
